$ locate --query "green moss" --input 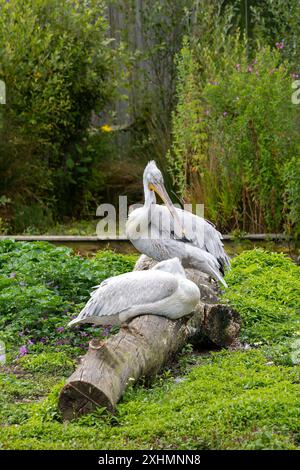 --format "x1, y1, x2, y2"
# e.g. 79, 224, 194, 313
0, 244, 299, 449
0, 350, 299, 450
18, 351, 75, 374
223, 249, 300, 344
0, 370, 66, 426
0, 240, 137, 352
